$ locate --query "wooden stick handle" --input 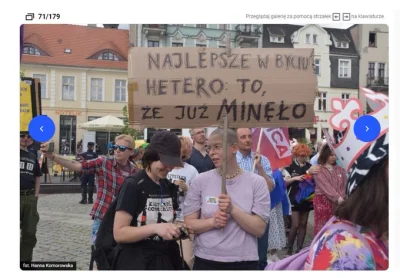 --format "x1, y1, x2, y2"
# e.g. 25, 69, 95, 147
251, 128, 263, 172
